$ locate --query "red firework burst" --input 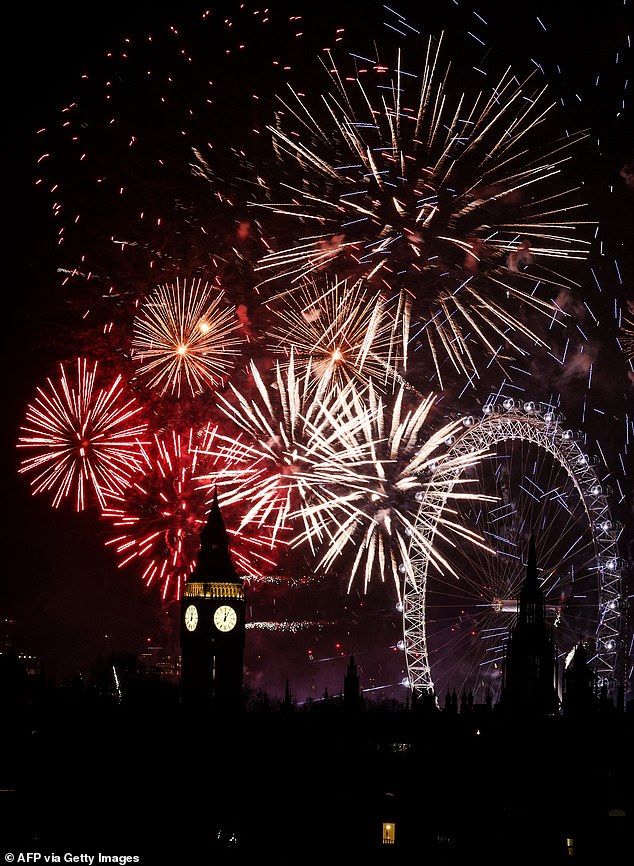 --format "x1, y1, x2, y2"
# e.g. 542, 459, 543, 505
101, 427, 282, 603
17, 358, 149, 511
